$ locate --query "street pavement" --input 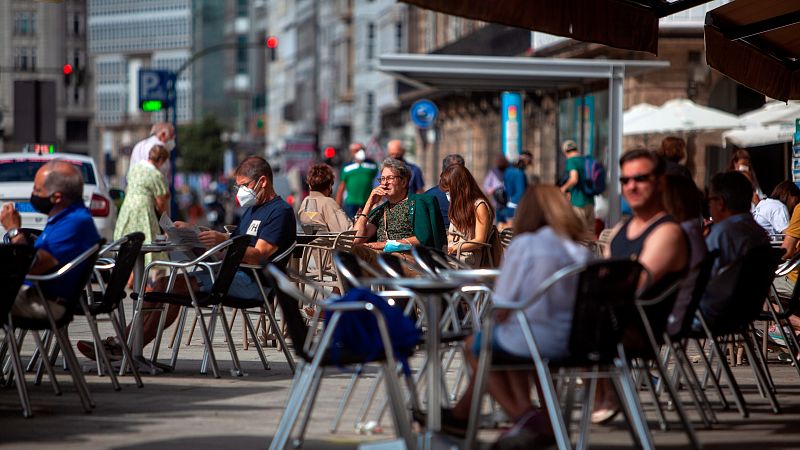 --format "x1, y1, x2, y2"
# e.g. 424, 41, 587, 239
3, 307, 800, 449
